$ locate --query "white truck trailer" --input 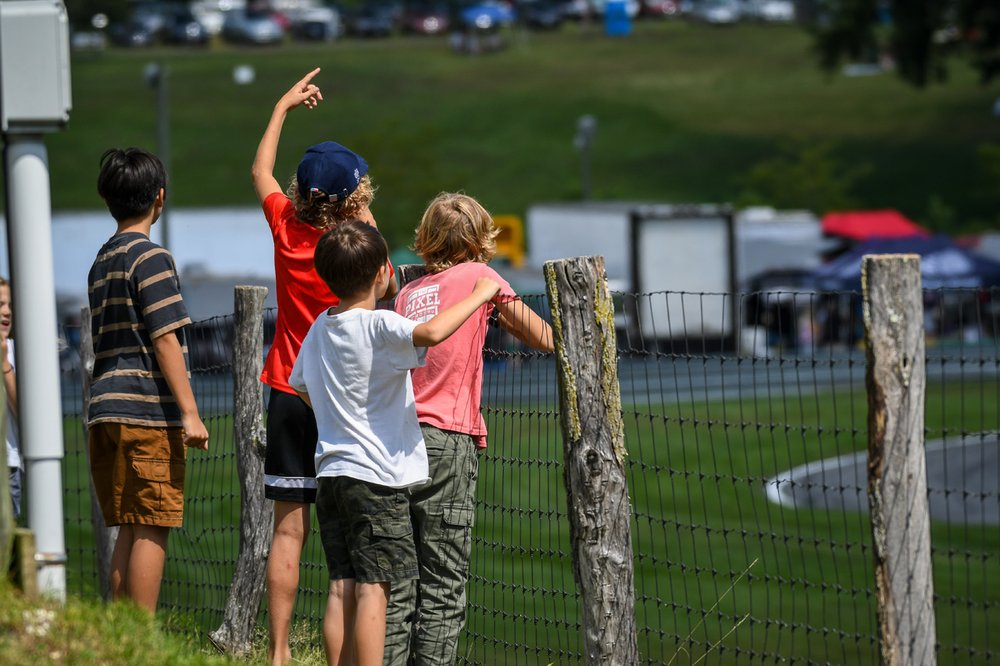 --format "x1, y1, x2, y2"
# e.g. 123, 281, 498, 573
526, 202, 737, 343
